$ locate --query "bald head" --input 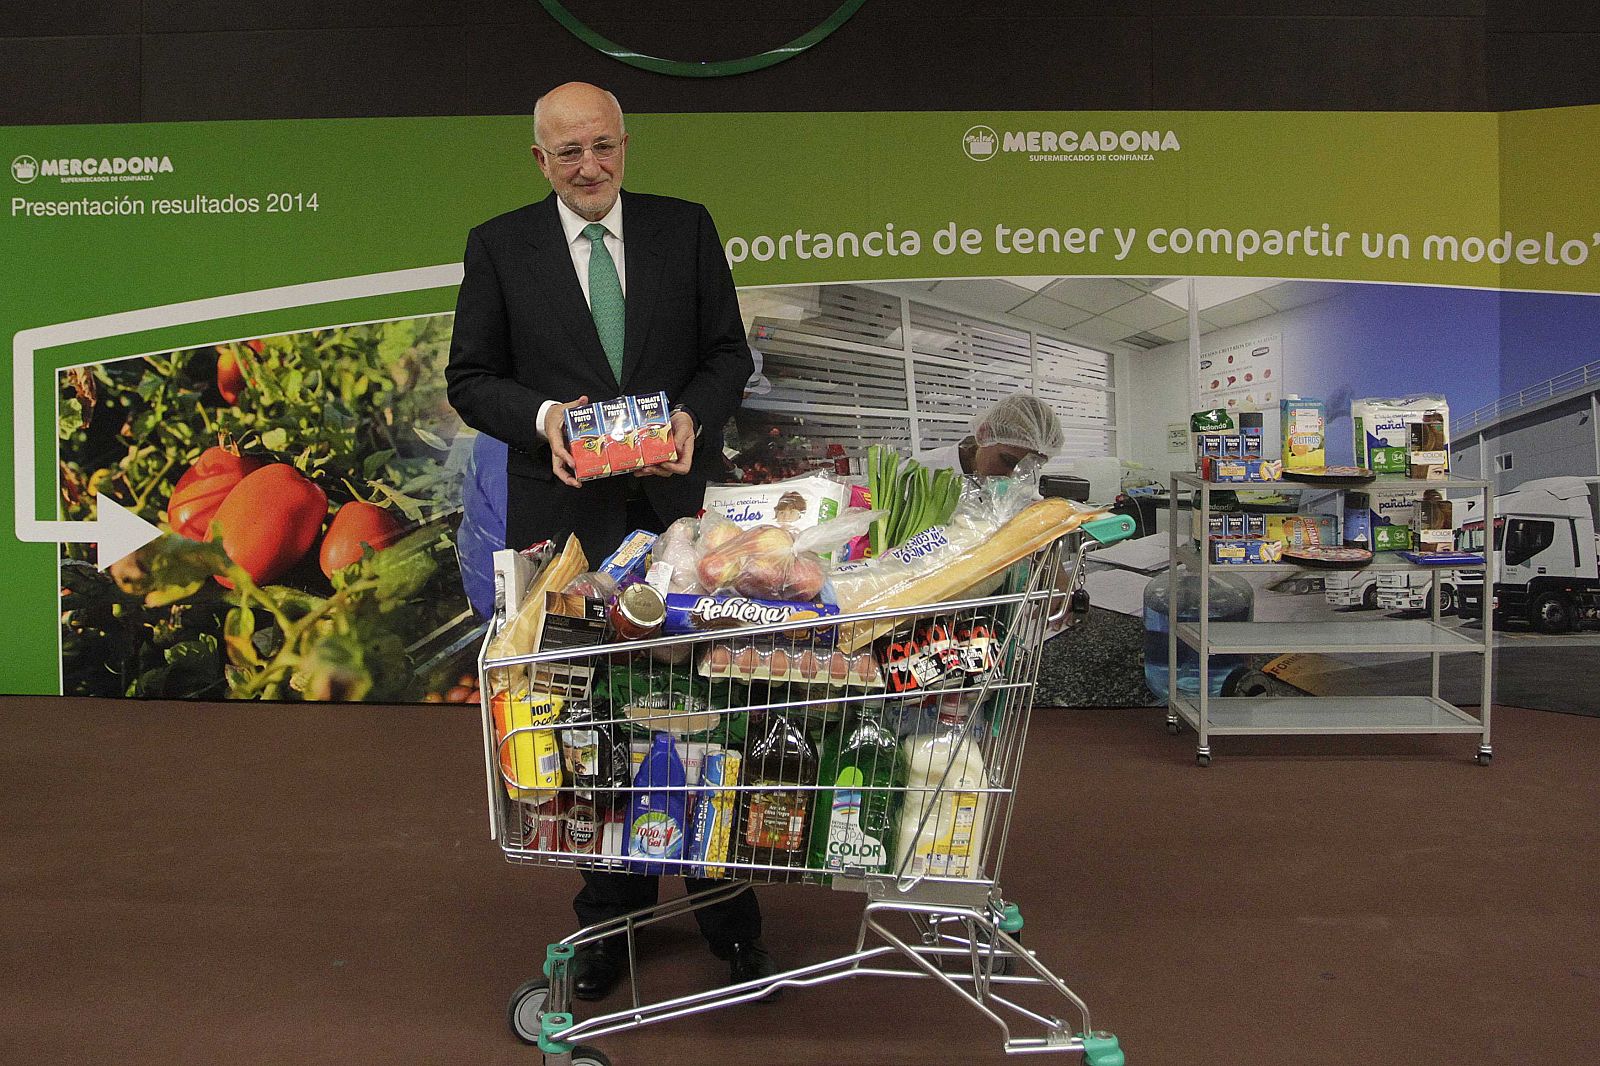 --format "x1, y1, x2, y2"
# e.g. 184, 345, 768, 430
530, 82, 630, 222
534, 82, 625, 147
